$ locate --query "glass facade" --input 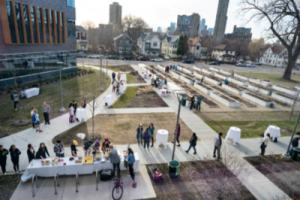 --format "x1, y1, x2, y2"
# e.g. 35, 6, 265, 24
67, 0, 75, 7
50, 10, 55, 43
55, 11, 60, 43
44, 8, 50, 43
30, 6, 38, 43
23, 4, 31, 43
60, 12, 65, 43
14, 3, 24, 43
67, 19, 76, 37
38, 8, 44, 43
5, 1, 16, 43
